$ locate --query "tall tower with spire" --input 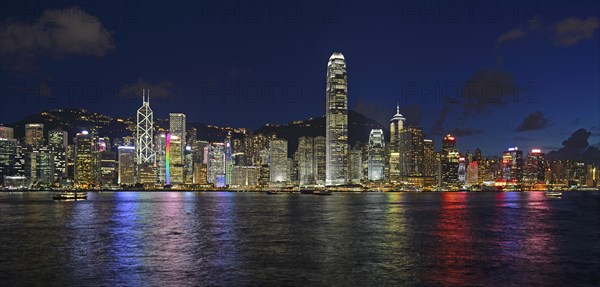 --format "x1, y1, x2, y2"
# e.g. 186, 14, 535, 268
325, 52, 348, 186
389, 103, 406, 182
136, 89, 155, 165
